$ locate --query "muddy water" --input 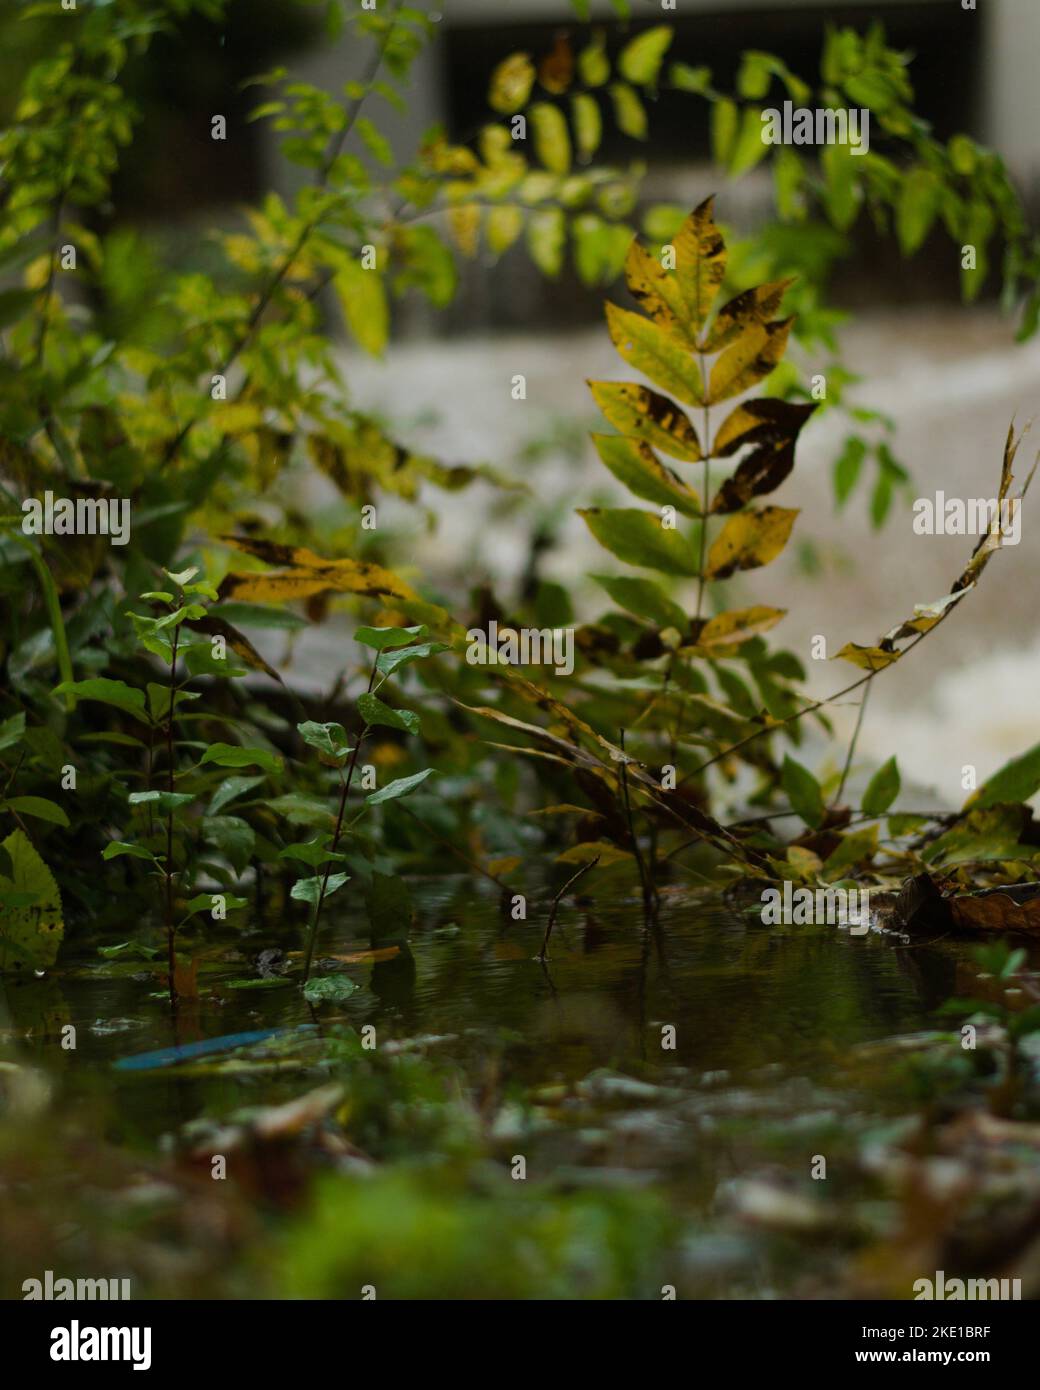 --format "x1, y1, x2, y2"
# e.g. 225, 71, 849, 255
2, 879, 979, 1131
